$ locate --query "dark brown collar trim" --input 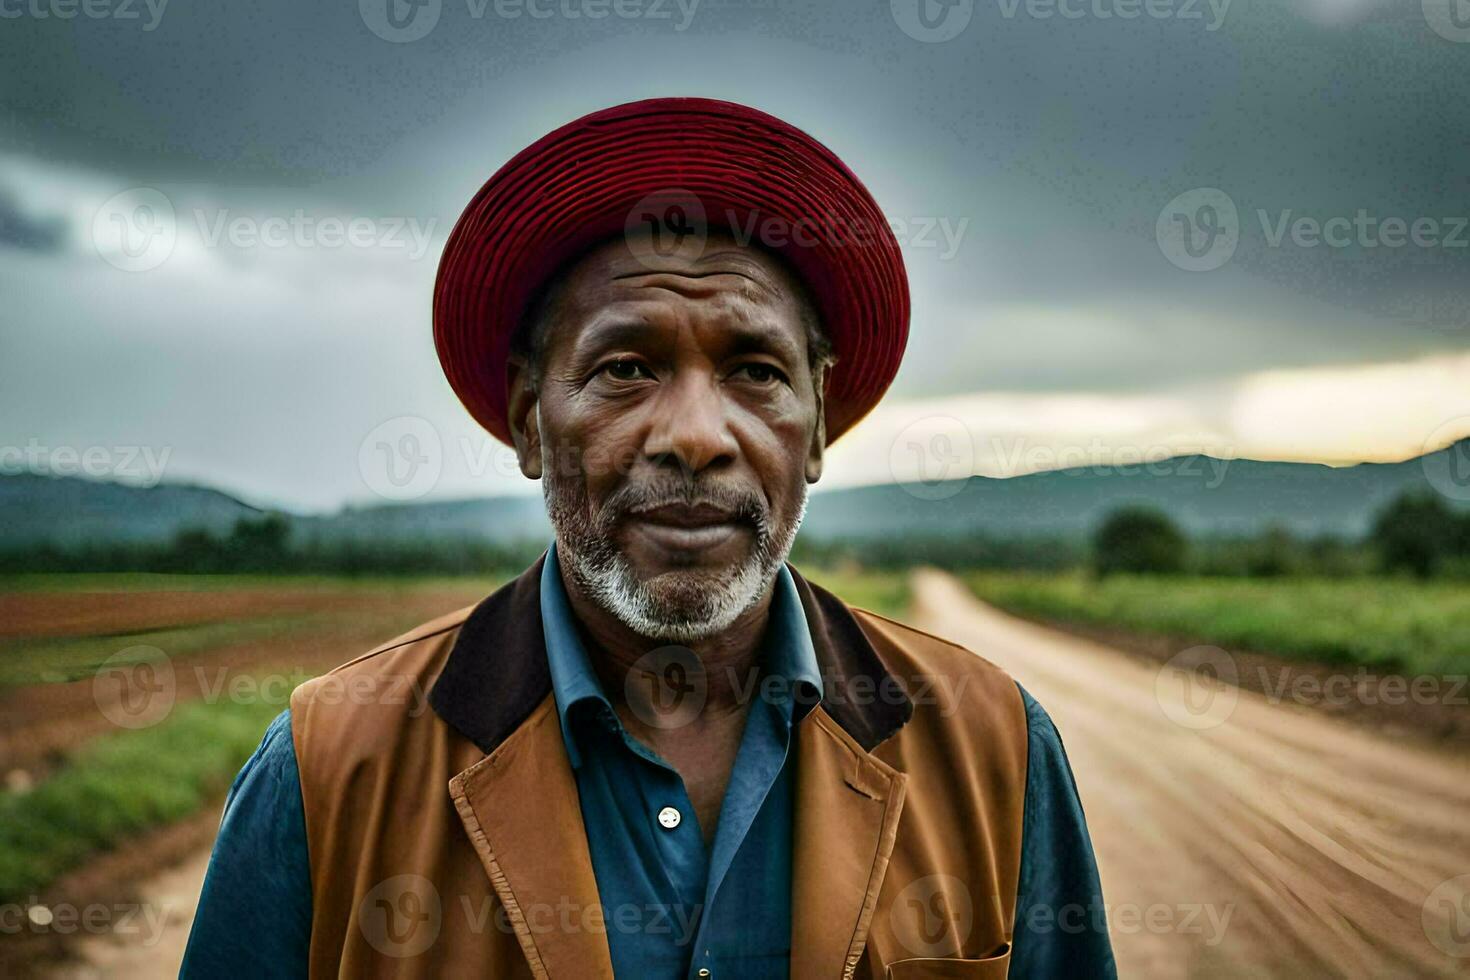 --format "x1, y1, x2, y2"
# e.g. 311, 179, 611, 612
428, 556, 913, 756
